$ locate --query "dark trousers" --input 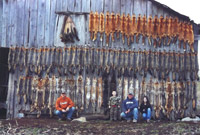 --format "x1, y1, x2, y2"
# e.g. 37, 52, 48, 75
110, 106, 118, 120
